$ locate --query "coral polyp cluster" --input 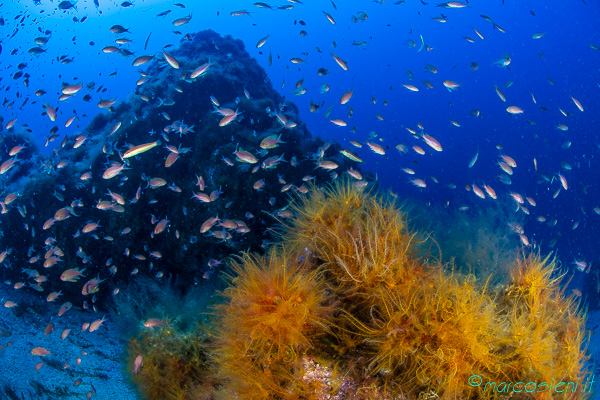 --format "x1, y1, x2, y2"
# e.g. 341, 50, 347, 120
279, 183, 427, 304
501, 253, 590, 388
215, 248, 334, 386
349, 272, 504, 399
126, 180, 591, 400
212, 249, 337, 397
215, 249, 335, 362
